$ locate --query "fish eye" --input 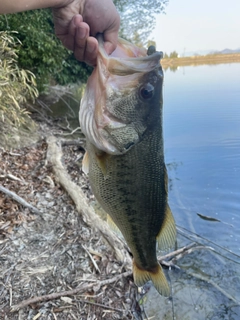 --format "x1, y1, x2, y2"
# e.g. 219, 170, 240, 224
140, 83, 154, 100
